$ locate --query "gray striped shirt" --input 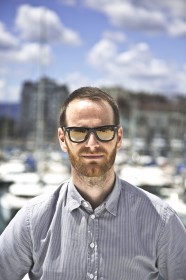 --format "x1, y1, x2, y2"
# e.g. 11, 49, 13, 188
0, 176, 186, 280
